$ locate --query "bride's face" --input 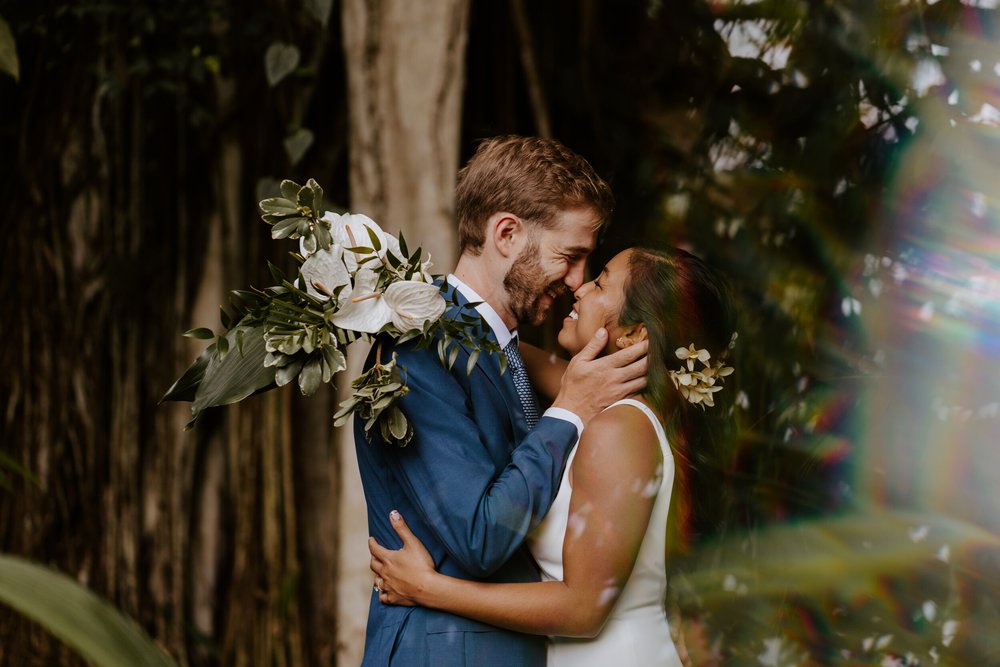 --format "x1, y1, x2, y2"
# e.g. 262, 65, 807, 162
557, 249, 633, 355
